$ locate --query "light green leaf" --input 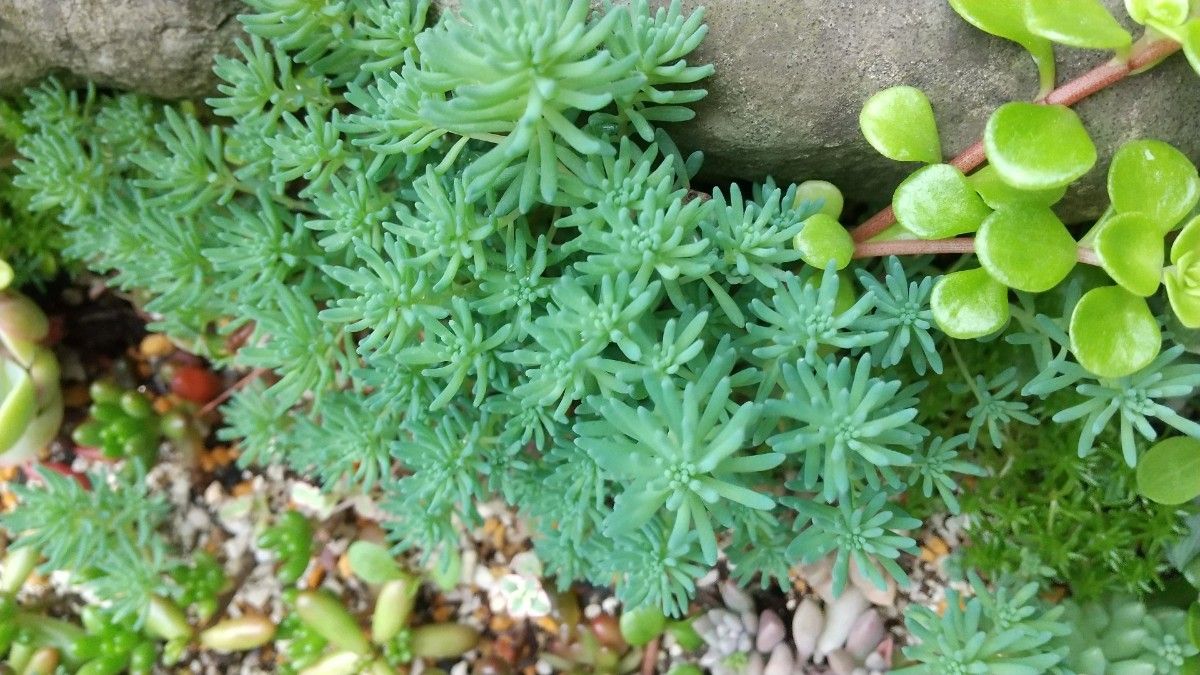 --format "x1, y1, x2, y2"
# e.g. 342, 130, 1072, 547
1094, 212, 1165, 297
794, 214, 855, 270
794, 180, 845, 219
1137, 437, 1200, 504
1125, 0, 1191, 26
347, 541, 404, 585
859, 86, 942, 164
1166, 219, 1200, 327
1109, 139, 1200, 232
969, 165, 1066, 209
1184, 20, 1200, 76
985, 103, 1098, 191
893, 164, 993, 239
0, 360, 36, 452
949, 0, 1056, 92
620, 605, 667, 647
977, 206, 1077, 292
1172, 215, 1200, 264
1069, 285, 1161, 378
931, 268, 1010, 339
1027, 0, 1132, 50
0, 260, 12, 291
